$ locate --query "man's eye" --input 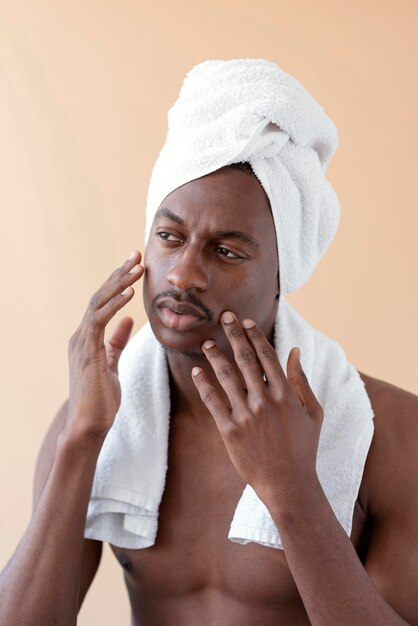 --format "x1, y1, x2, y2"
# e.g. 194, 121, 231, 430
215, 247, 242, 259
157, 231, 183, 242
